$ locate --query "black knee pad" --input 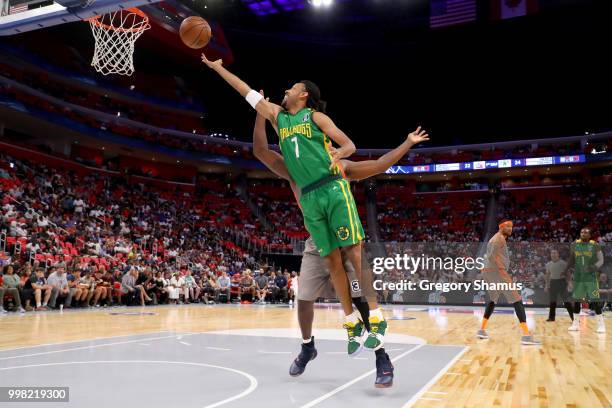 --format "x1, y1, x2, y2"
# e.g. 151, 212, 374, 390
352, 297, 371, 331
564, 301, 575, 320
593, 302, 603, 315
513, 301, 526, 323
484, 301, 496, 319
